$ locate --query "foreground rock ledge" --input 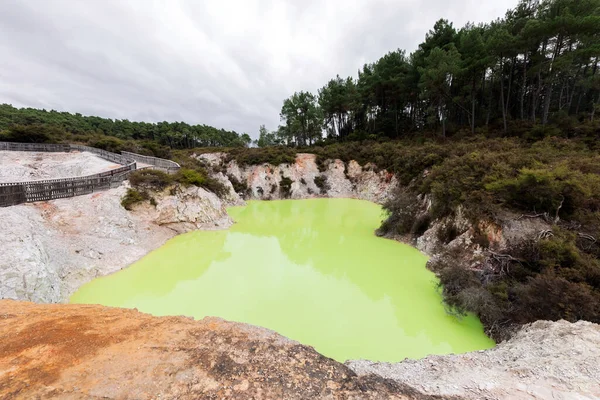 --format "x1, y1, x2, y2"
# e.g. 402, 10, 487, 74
0, 301, 437, 400
348, 319, 600, 400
